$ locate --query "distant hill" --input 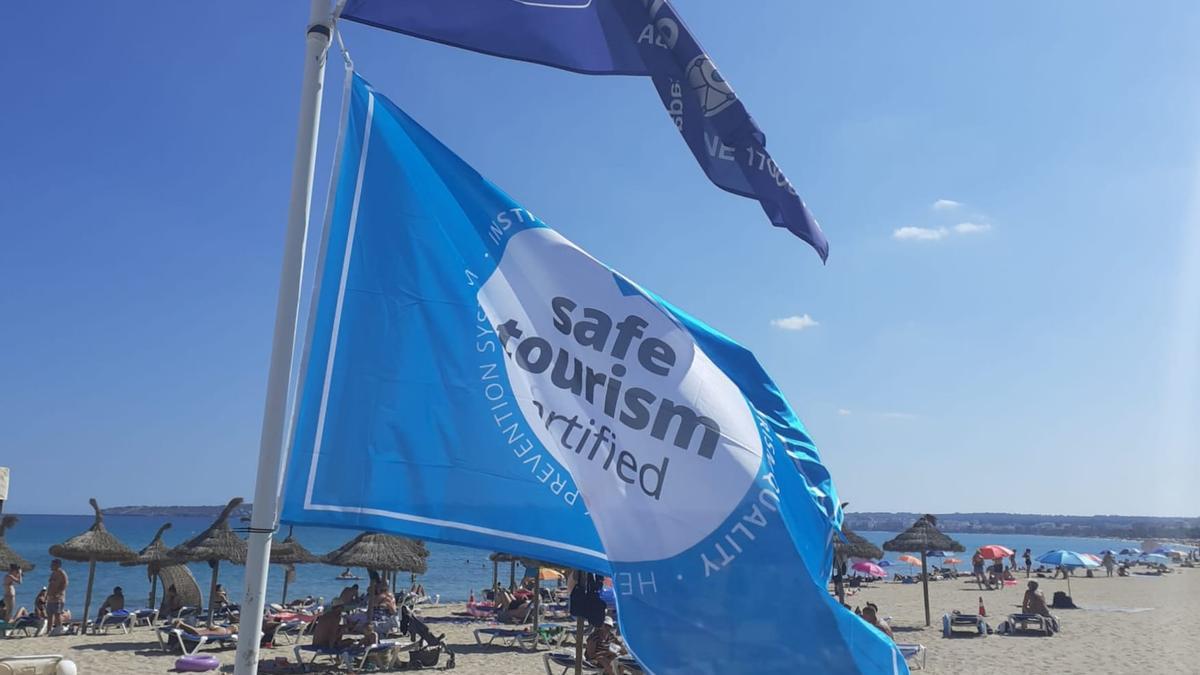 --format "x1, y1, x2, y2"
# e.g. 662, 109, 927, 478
845, 511, 1200, 541
101, 505, 1199, 541
103, 504, 254, 519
